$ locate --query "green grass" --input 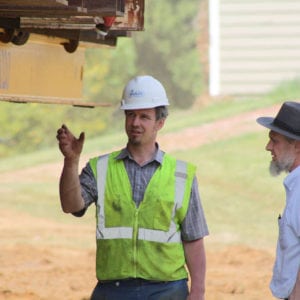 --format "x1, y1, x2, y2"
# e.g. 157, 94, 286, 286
173, 132, 285, 248
0, 124, 285, 250
1, 79, 298, 249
